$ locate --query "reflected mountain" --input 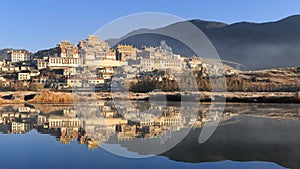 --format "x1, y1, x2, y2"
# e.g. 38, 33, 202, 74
163, 115, 300, 169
